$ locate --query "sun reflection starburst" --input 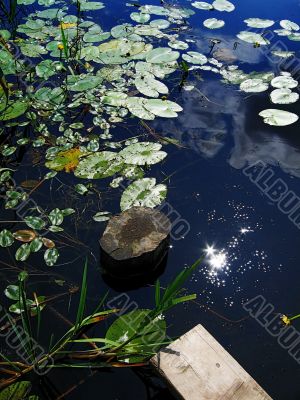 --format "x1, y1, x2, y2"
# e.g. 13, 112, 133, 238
204, 244, 228, 271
